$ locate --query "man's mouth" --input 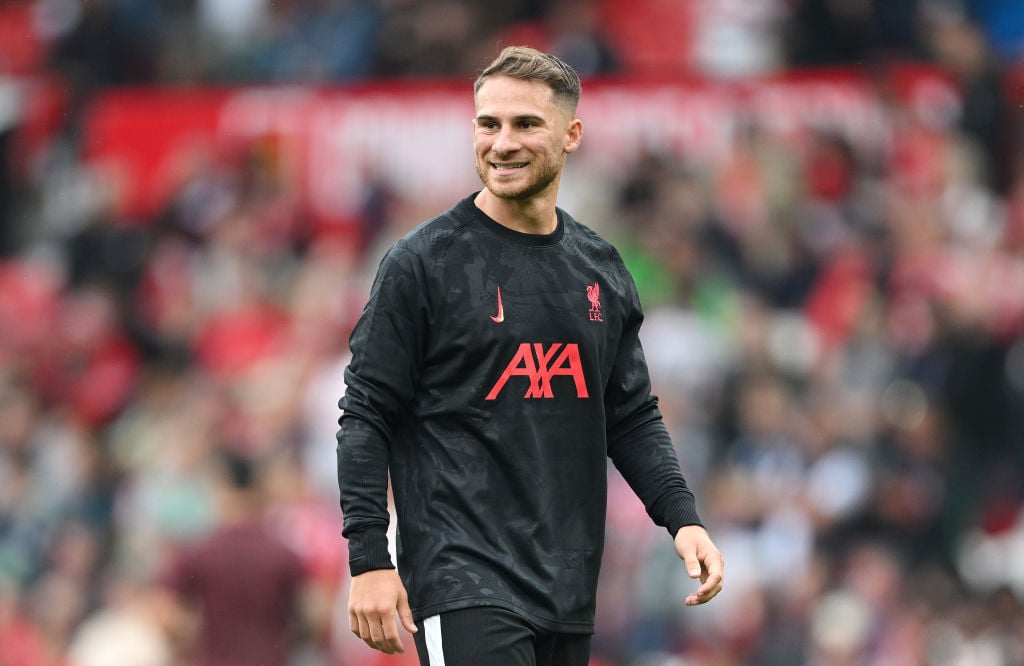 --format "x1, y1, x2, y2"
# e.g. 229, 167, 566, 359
492, 162, 528, 171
